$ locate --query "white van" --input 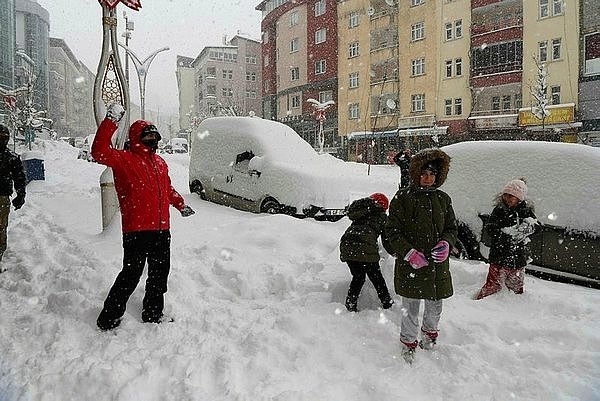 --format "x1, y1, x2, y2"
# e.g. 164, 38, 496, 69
189, 116, 396, 219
